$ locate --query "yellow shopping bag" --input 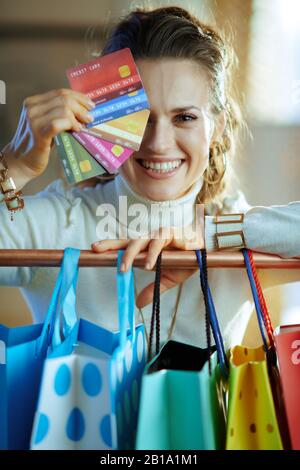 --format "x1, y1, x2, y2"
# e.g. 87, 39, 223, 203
226, 250, 284, 450
226, 345, 283, 450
